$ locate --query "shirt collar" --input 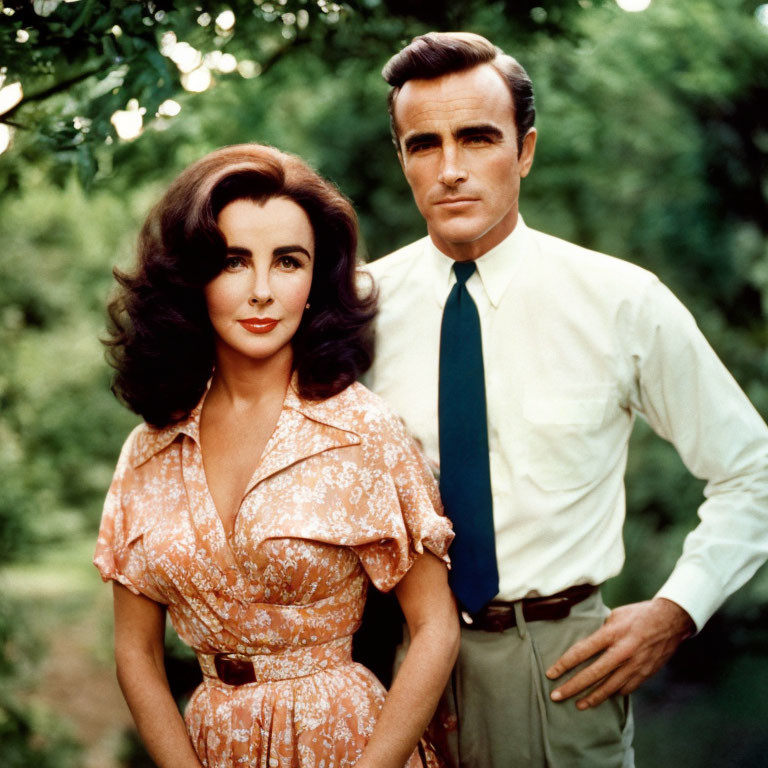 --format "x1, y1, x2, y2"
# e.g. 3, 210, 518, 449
427, 215, 531, 309
131, 374, 362, 469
